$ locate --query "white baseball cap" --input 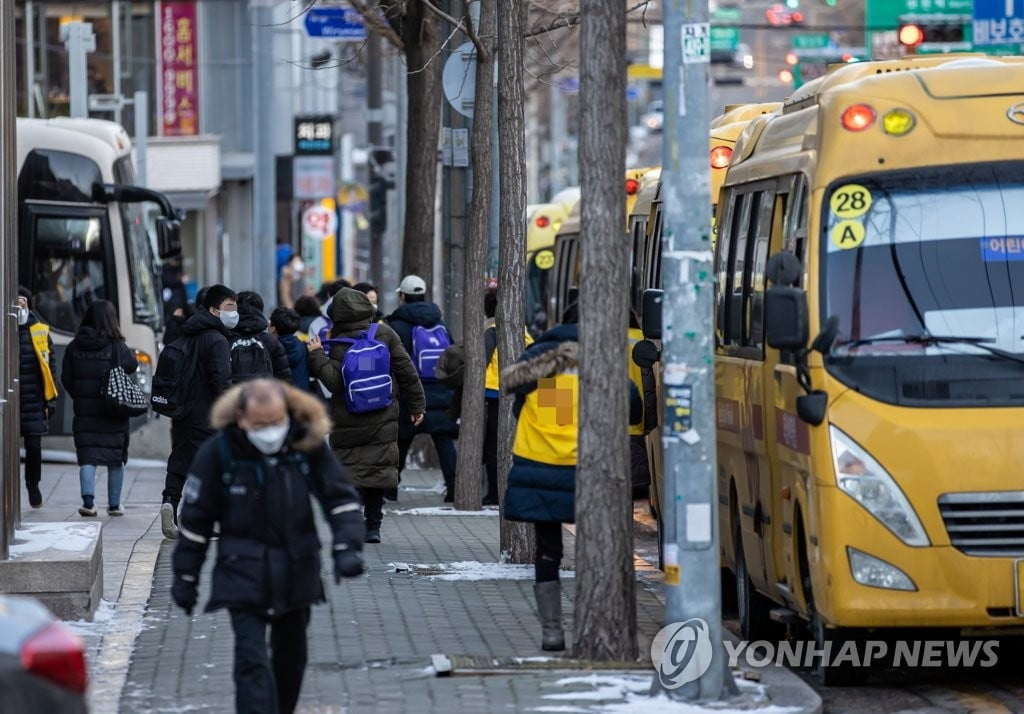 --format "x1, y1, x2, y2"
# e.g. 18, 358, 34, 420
396, 274, 427, 295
